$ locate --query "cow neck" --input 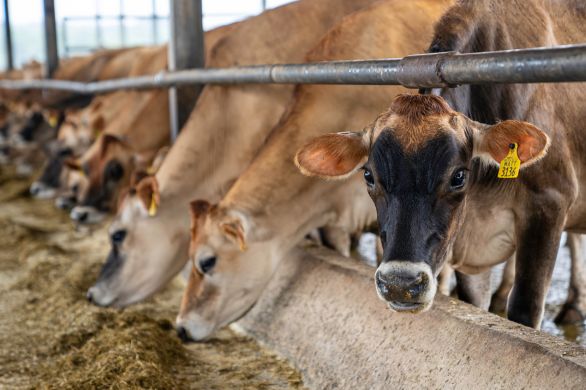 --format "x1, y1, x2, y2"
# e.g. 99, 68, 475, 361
153, 0, 385, 207
220, 91, 377, 247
